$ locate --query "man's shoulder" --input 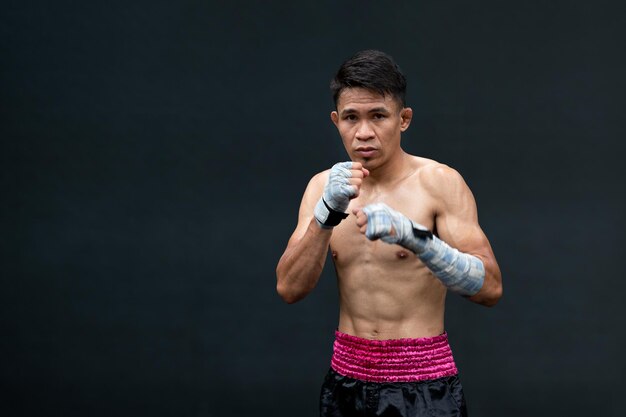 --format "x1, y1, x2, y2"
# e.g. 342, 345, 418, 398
310, 168, 330, 185
303, 169, 330, 195
411, 156, 466, 195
